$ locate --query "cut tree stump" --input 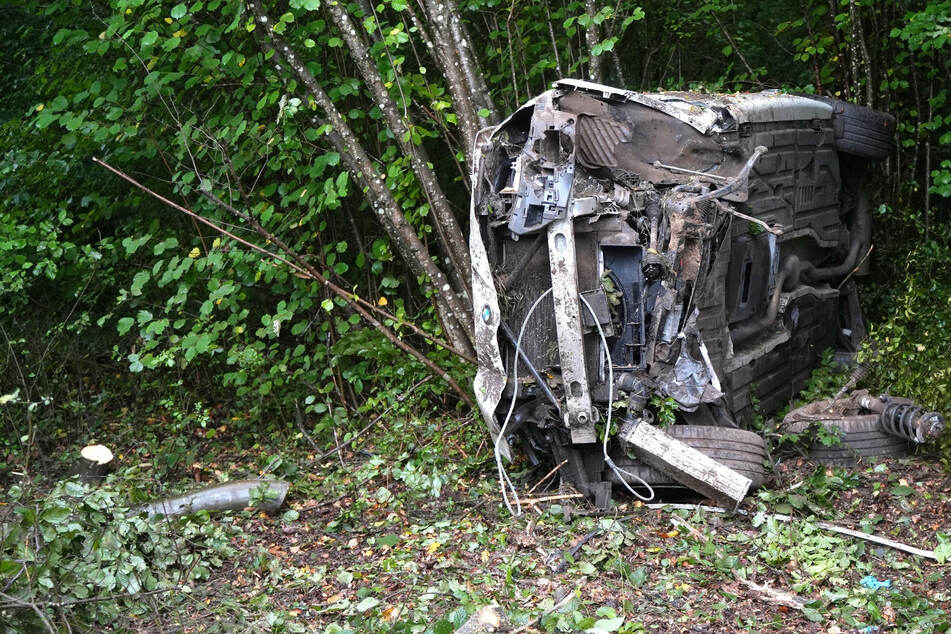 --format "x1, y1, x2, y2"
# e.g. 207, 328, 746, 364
74, 444, 114, 483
